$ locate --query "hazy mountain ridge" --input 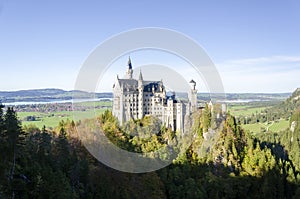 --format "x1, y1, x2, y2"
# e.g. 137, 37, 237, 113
0, 88, 112, 103
289, 88, 300, 101
264, 88, 300, 118
0, 88, 293, 103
